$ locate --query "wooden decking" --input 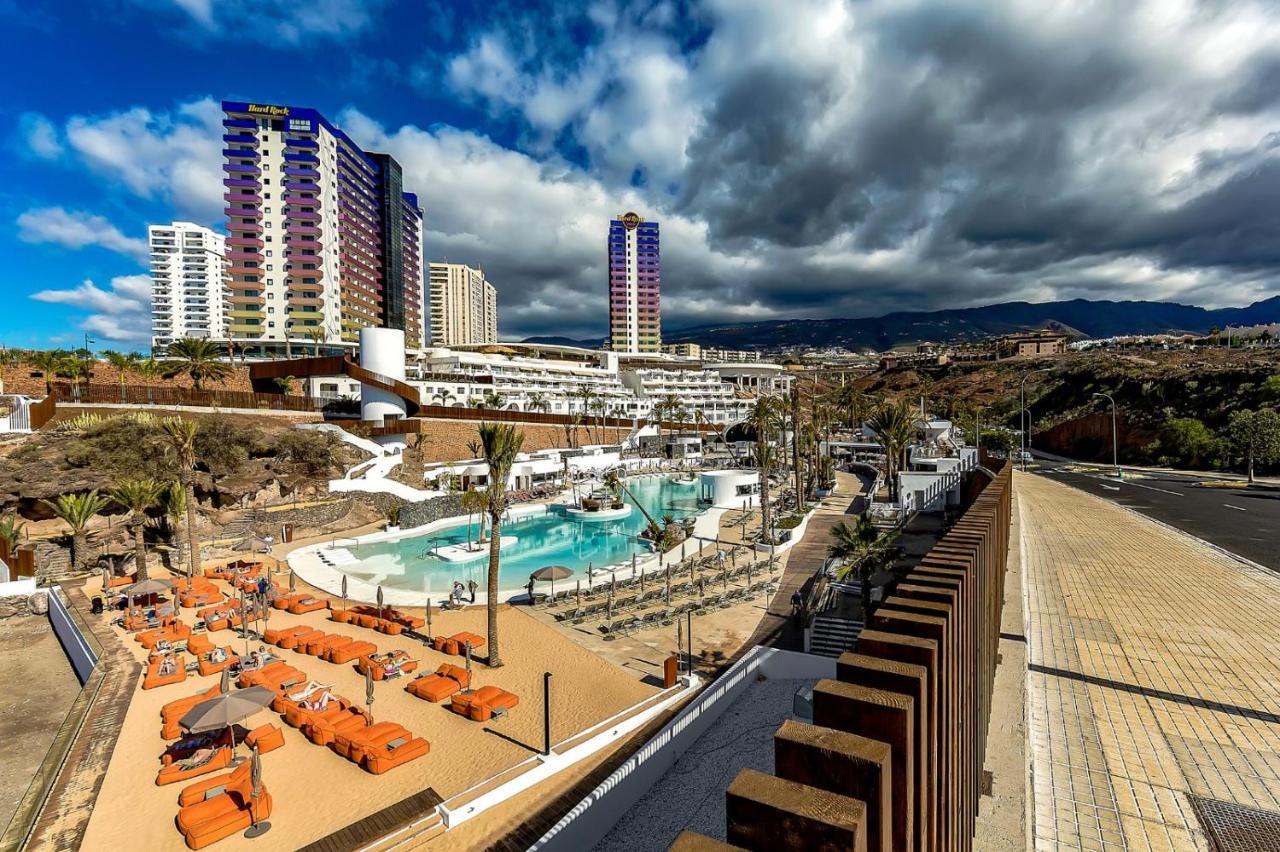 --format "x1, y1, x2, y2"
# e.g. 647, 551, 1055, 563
297, 786, 443, 852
